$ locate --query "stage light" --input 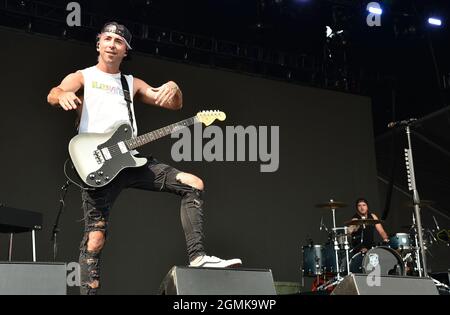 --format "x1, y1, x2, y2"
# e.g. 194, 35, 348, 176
326, 26, 333, 38
326, 26, 343, 39
428, 18, 442, 26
